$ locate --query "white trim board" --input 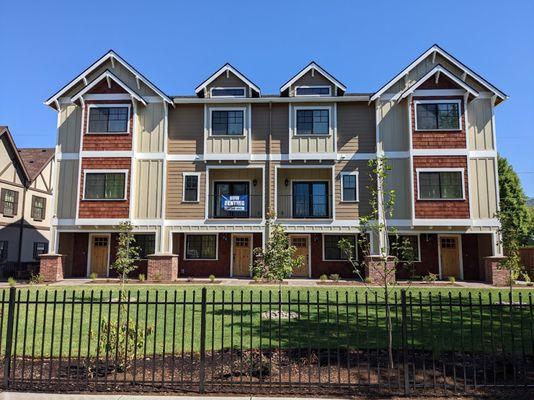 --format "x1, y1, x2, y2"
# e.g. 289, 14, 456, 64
183, 232, 219, 261
416, 168, 465, 201
82, 169, 129, 201
280, 61, 346, 93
